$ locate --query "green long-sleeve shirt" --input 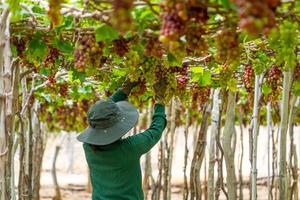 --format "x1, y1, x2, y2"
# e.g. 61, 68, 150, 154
83, 89, 167, 200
